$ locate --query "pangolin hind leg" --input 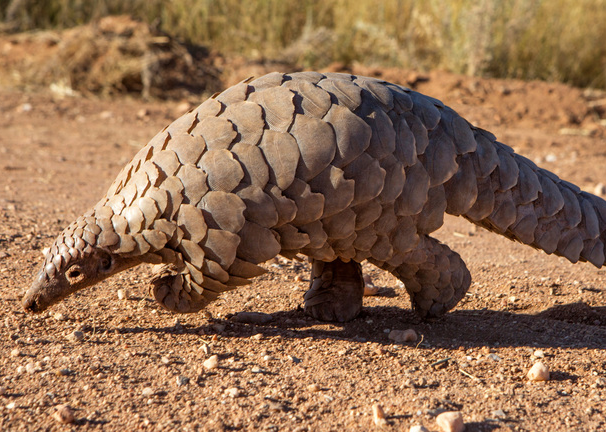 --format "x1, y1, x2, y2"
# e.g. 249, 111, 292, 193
380, 235, 471, 318
303, 258, 365, 322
